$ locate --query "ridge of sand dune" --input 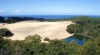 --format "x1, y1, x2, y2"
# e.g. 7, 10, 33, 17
2, 21, 73, 41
